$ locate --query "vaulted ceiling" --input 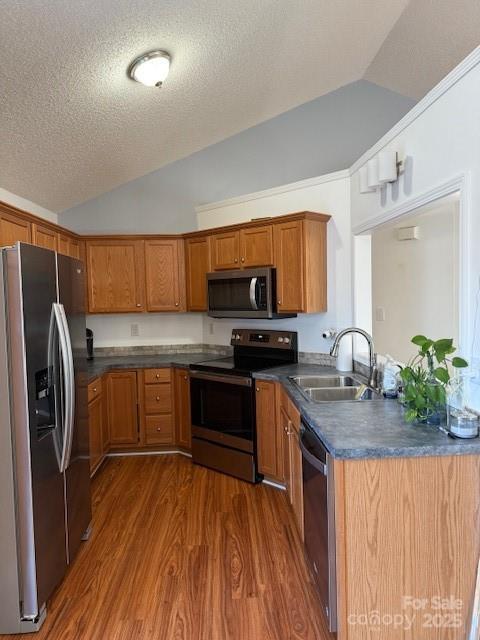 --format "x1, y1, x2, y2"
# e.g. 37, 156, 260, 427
1, 0, 479, 213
